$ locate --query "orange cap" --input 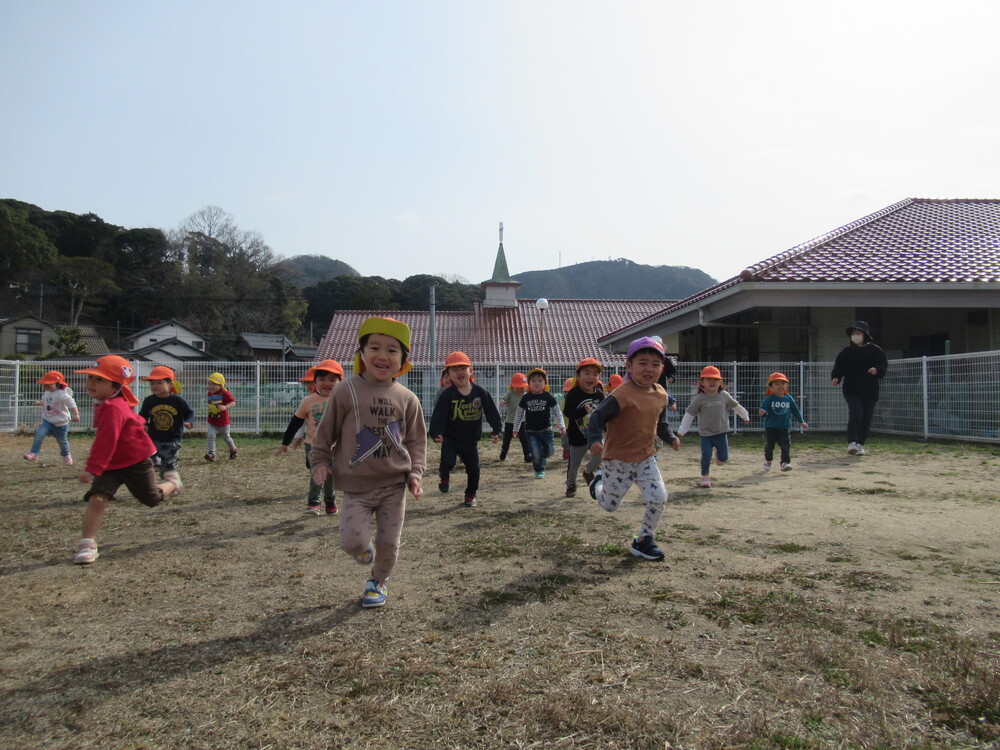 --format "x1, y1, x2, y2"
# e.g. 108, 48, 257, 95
300, 369, 315, 383
608, 373, 623, 388
75, 355, 139, 406
37, 370, 67, 386
563, 377, 574, 392
700, 366, 723, 379
510, 372, 528, 388
144, 366, 176, 381
444, 351, 472, 368
575, 357, 603, 373
312, 359, 344, 378
767, 372, 788, 385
